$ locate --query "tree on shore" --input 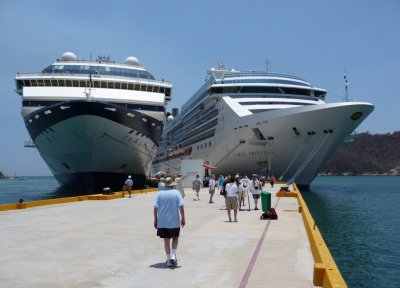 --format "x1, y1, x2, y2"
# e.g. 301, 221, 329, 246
321, 131, 400, 175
